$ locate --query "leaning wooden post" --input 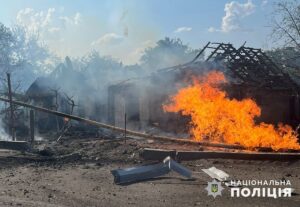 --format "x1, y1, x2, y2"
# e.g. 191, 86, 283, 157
7, 73, 15, 141
29, 110, 35, 144
124, 113, 127, 143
